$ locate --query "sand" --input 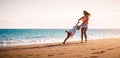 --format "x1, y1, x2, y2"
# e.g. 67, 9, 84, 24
0, 38, 120, 58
